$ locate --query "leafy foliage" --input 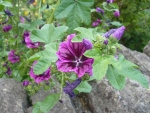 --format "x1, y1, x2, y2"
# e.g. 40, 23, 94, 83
32, 94, 60, 113
54, 0, 94, 33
